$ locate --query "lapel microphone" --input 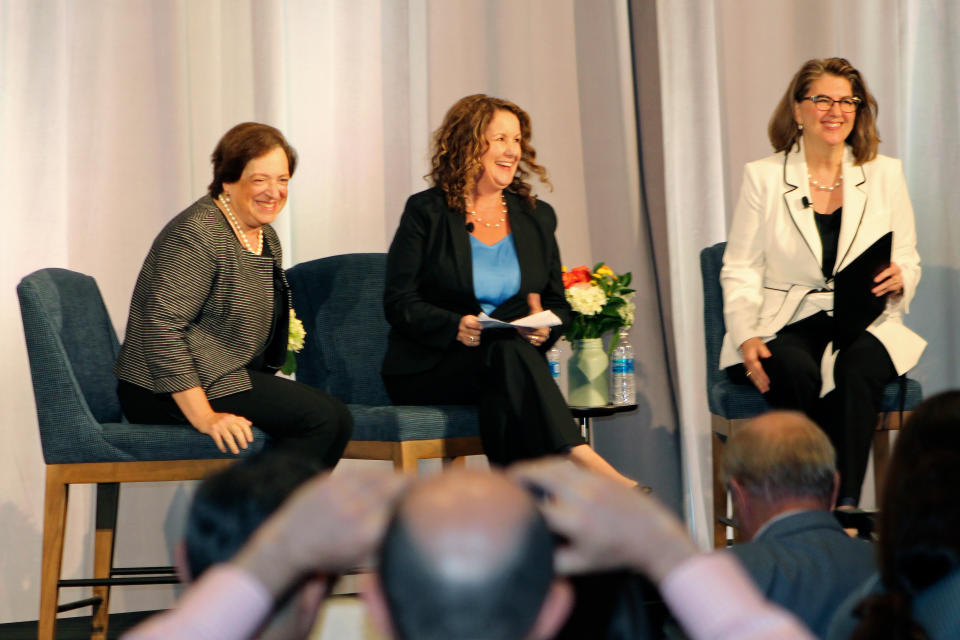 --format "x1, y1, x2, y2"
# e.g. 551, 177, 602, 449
465, 222, 475, 232
801, 196, 811, 209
